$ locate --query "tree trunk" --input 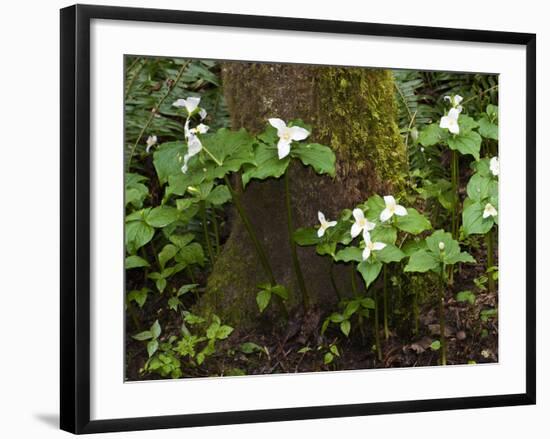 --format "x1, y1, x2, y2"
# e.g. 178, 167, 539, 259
199, 62, 407, 328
